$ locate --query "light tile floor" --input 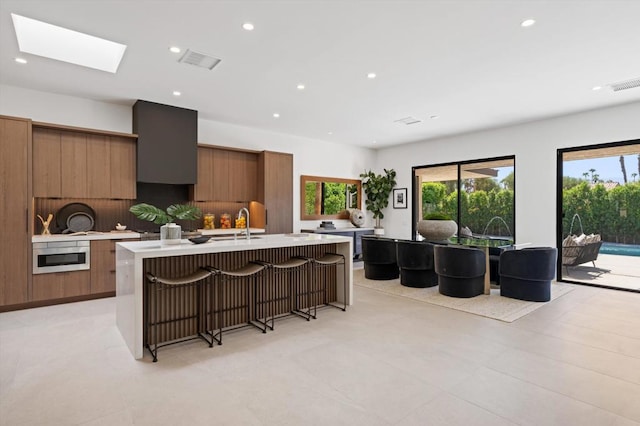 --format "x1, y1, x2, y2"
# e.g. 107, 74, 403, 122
1, 278, 640, 425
